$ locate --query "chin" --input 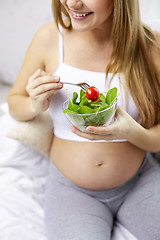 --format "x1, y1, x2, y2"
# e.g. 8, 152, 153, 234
71, 21, 93, 32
